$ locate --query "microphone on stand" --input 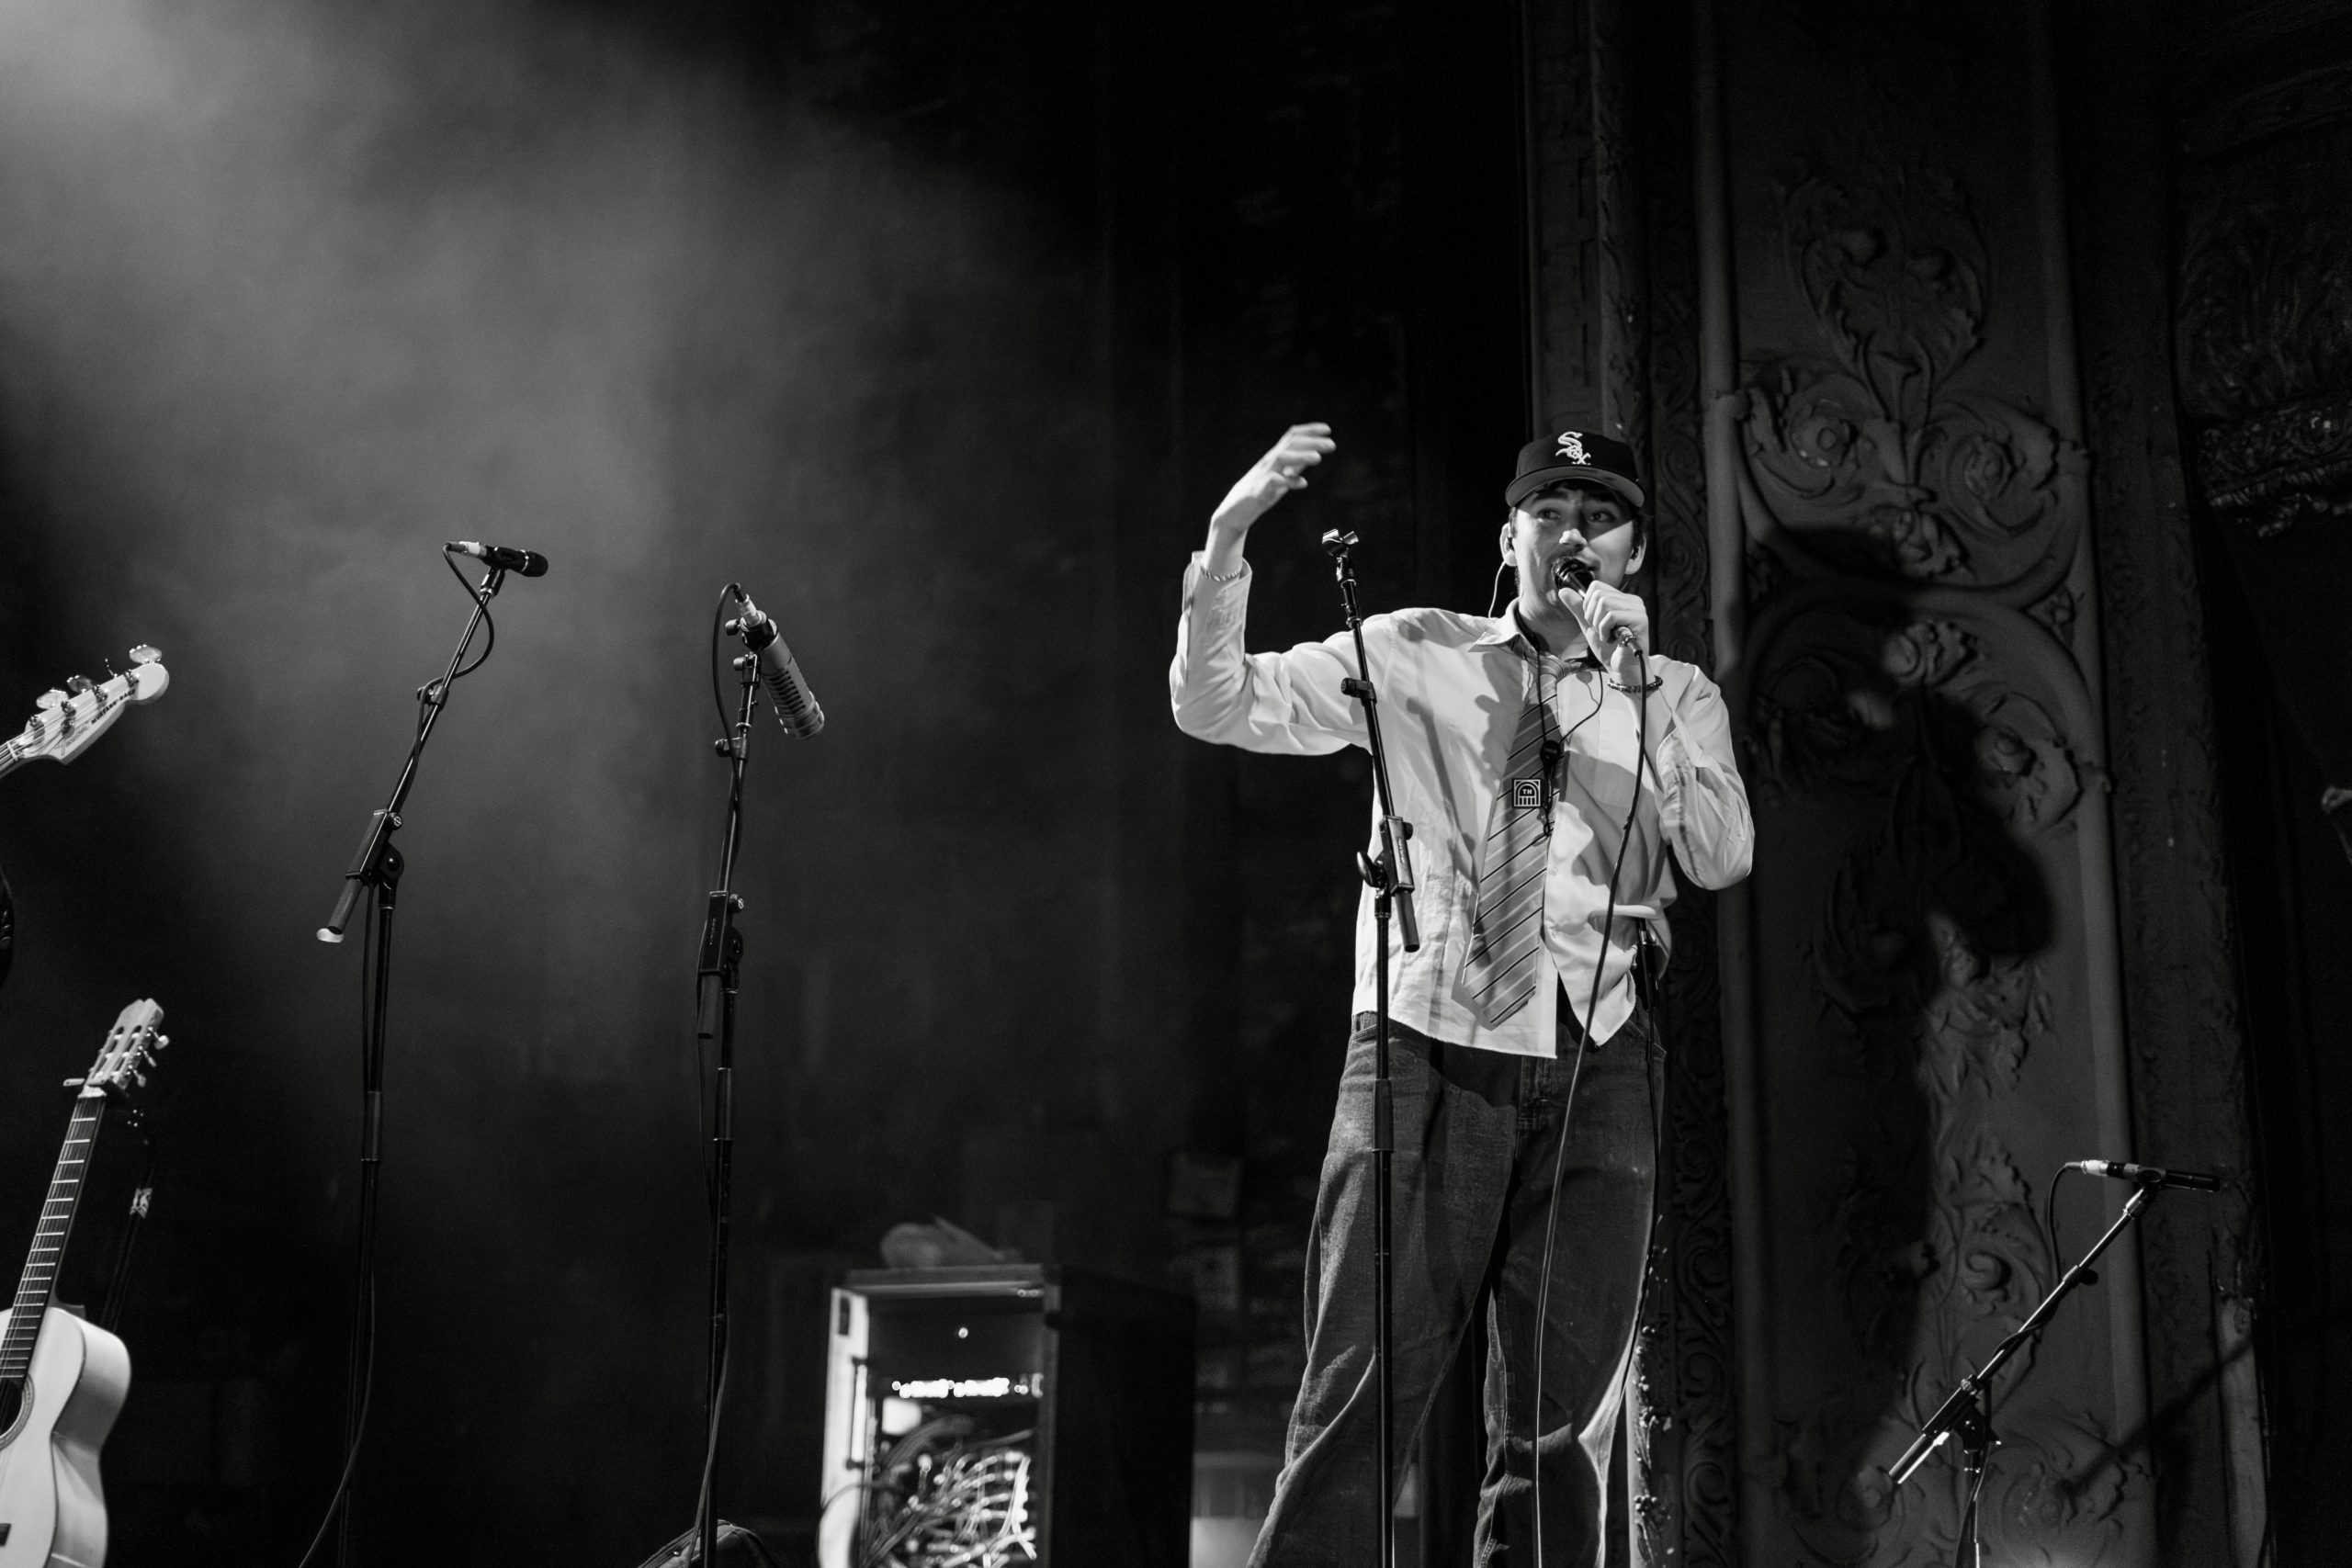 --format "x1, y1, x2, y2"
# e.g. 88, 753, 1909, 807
728, 592, 825, 739
445, 540, 550, 578
2068, 1159, 2223, 1192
